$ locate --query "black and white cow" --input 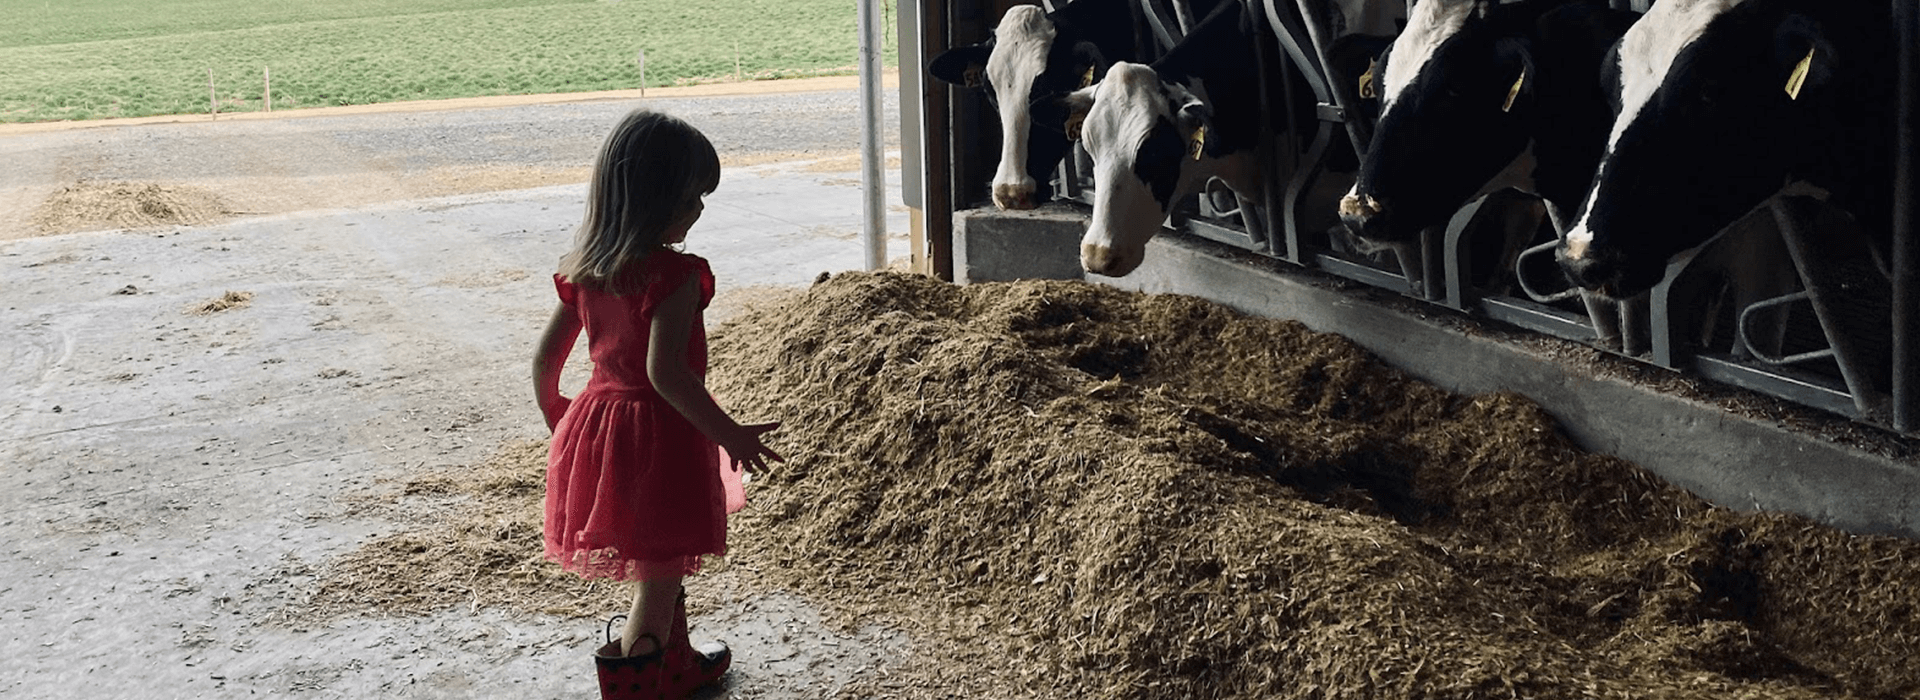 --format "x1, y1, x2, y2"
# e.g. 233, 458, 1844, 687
1065, 0, 1274, 276
931, 0, 1210, 210
1338, 0, 1636, 247
1557, 0, 1895, 300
